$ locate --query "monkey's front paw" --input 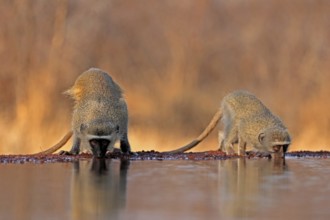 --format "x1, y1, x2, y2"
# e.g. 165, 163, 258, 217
112, 148, 122, 153
255, 151, 272, 159
225, 147, 235, 155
